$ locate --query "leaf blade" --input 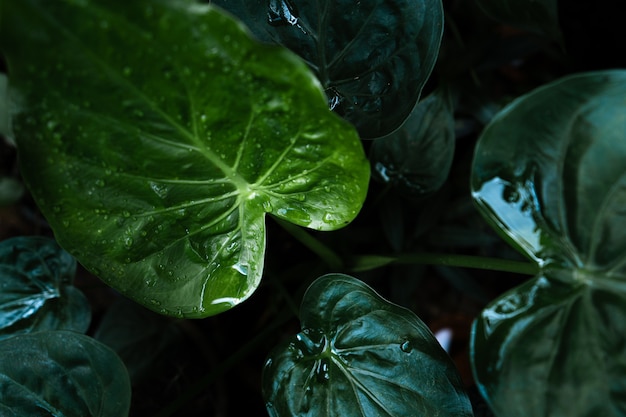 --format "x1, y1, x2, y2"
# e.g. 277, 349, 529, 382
1, 0, 369, 317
